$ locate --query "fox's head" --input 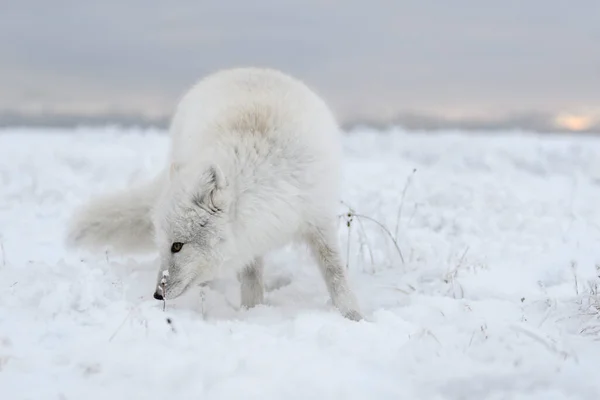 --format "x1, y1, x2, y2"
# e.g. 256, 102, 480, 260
151, 162, 232, 301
